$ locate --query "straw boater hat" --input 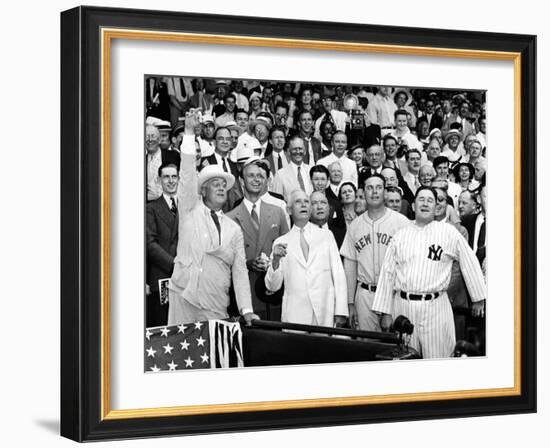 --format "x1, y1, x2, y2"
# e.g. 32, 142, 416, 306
197, 165, 235, 191
445, 129, 462, 142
